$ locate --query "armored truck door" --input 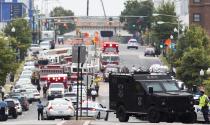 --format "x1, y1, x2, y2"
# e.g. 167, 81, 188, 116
135, 82, 146, 111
